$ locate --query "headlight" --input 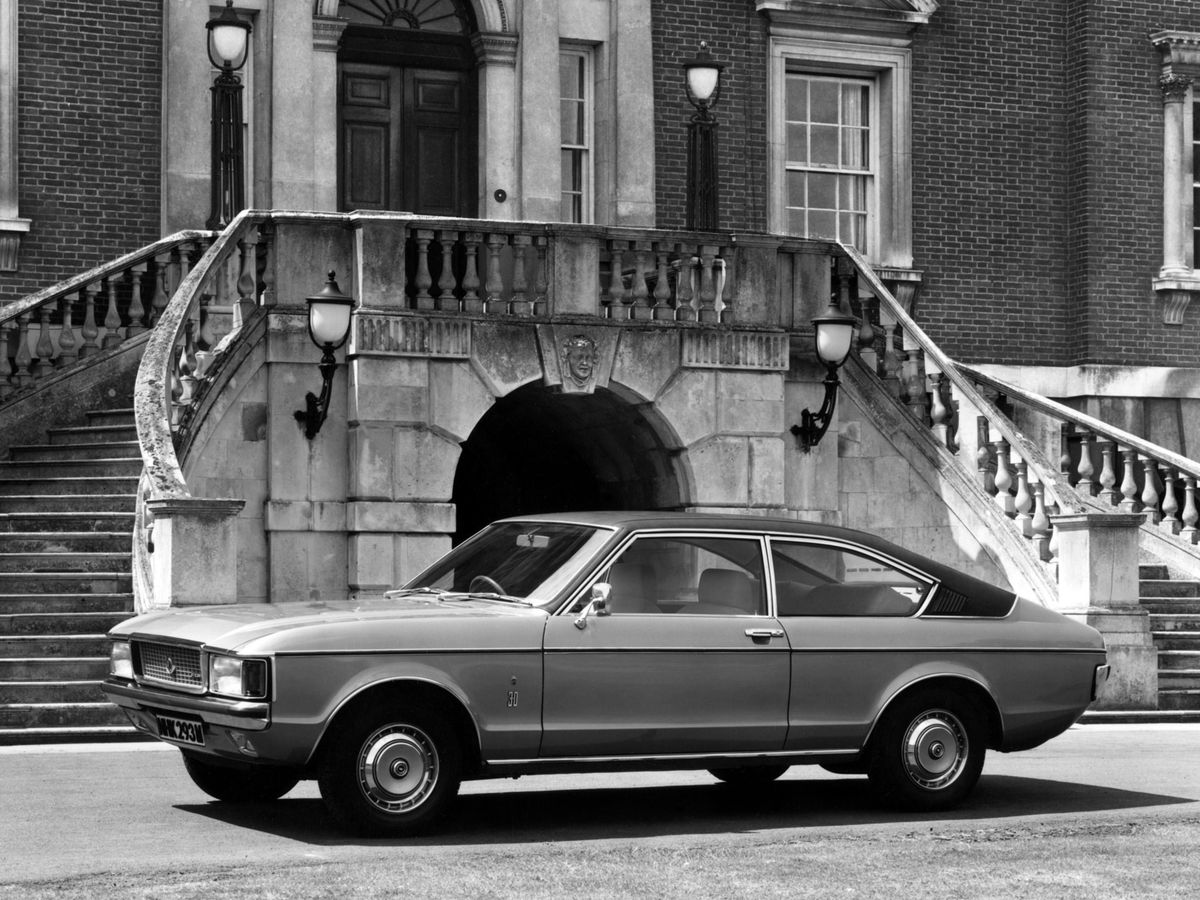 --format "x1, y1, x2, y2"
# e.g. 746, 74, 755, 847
109, 641, 133, 680
208, 655, 269, 700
